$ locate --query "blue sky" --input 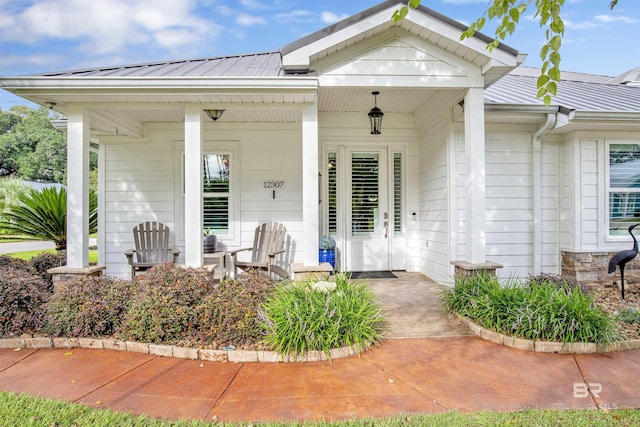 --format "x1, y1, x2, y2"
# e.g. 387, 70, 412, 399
1, 0, 639, 109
